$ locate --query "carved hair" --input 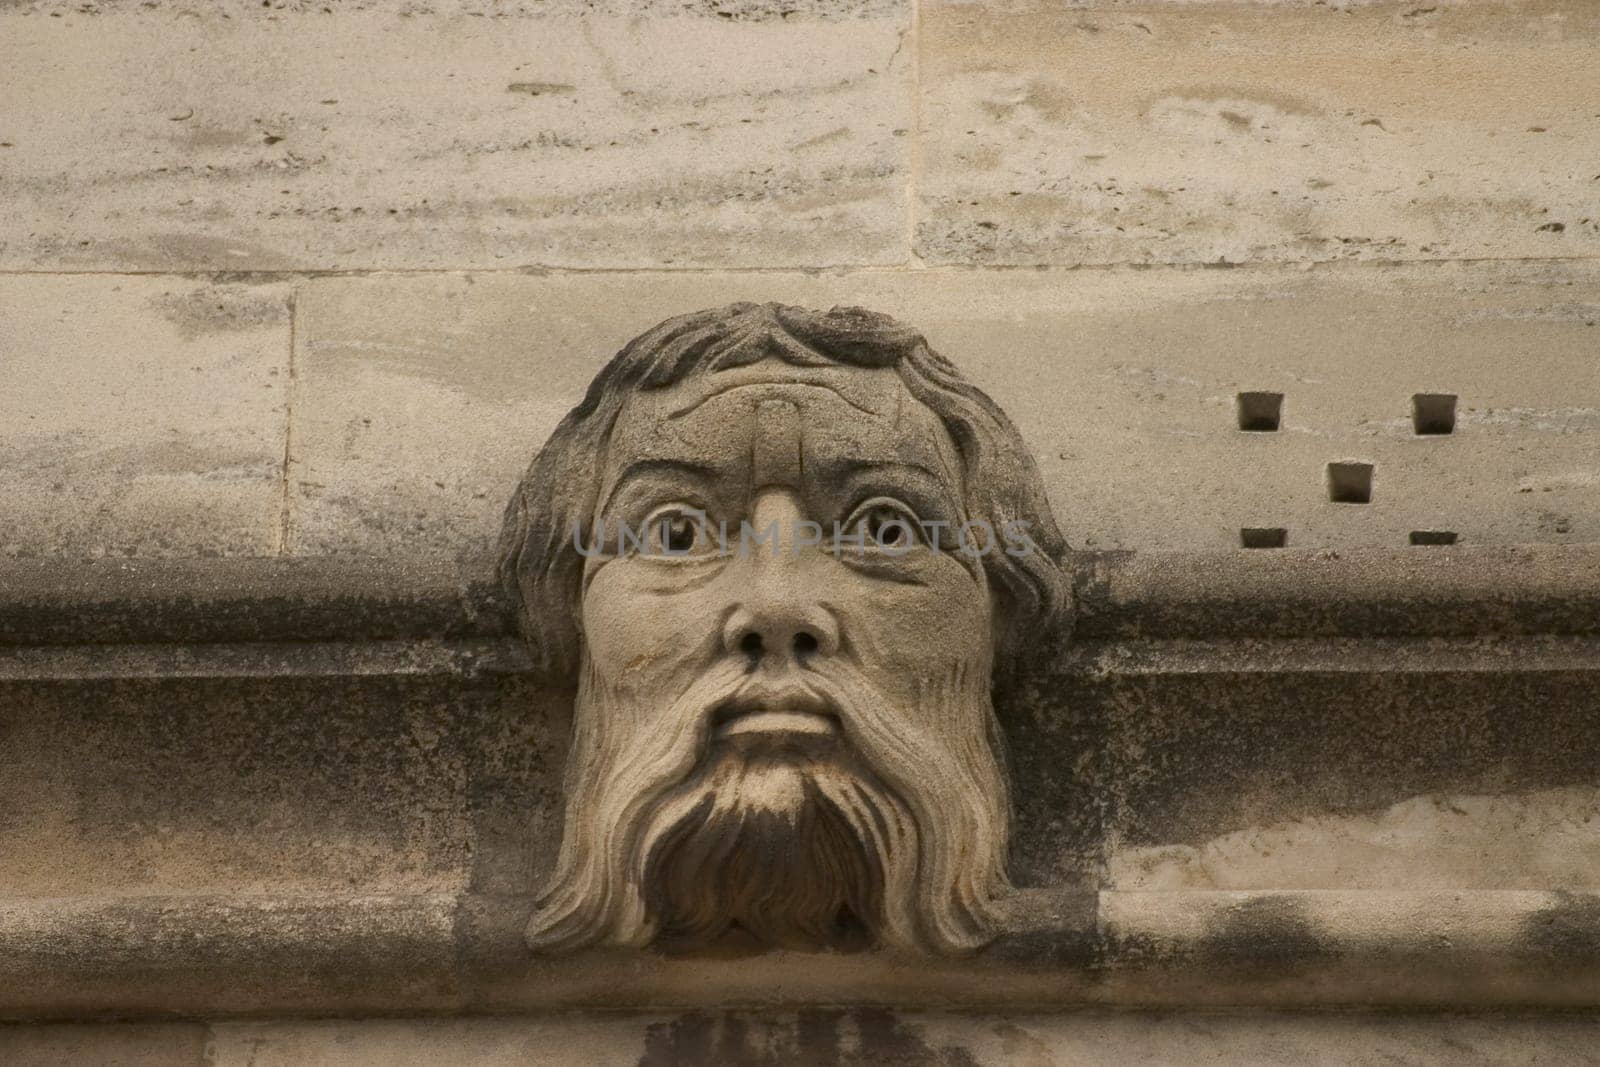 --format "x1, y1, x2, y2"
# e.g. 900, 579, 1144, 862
498, 302, 1072, 681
